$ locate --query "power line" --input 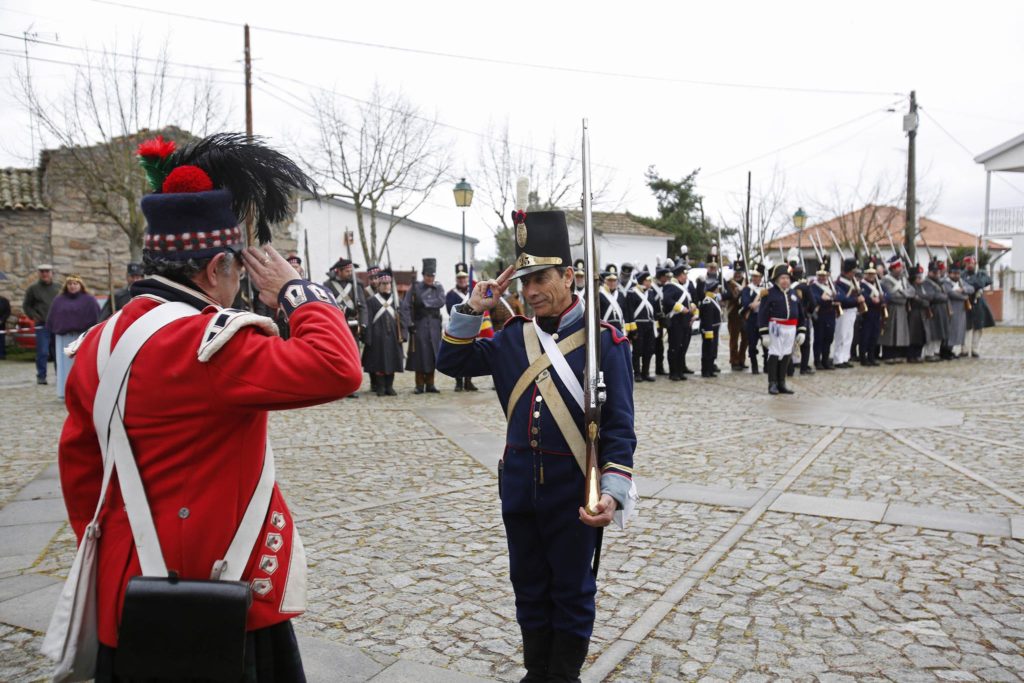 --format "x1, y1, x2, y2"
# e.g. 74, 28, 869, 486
0, 31, 241, 75
703, 106, 897, 179
0, 49, 243, 85
921, 108, 1024, 200
85, 0, 904, 98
